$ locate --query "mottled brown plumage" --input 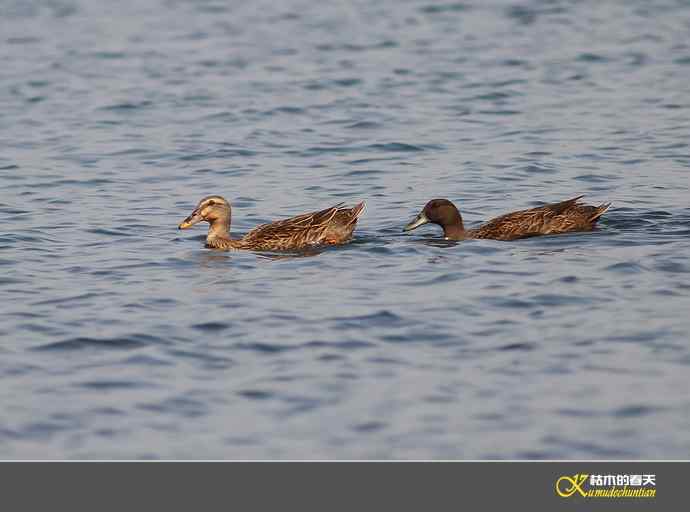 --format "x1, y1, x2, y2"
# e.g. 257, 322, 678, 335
403, 196, 611, 241
178, 195, 365, 251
